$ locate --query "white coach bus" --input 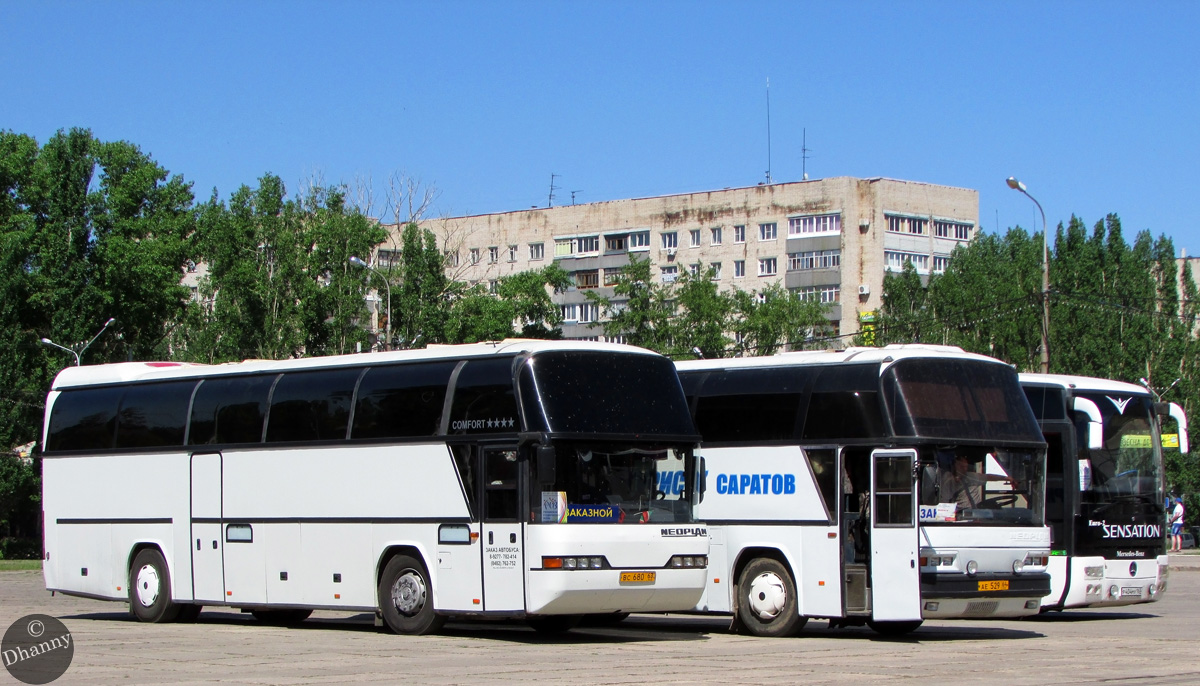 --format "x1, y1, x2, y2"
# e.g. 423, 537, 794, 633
41, 340, 709, 634
675, 345, 1051, 636
1020, 373, 1188, 610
